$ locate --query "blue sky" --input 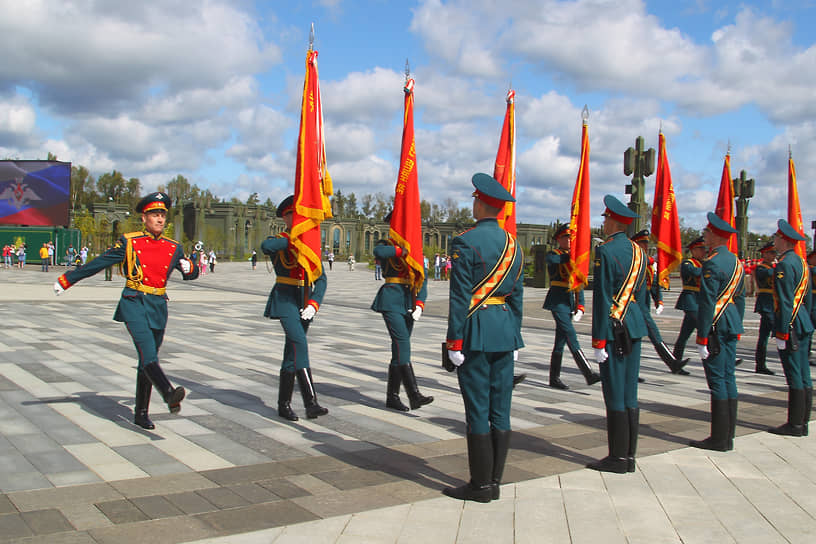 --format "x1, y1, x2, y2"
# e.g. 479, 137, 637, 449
1, 0, 816, 235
